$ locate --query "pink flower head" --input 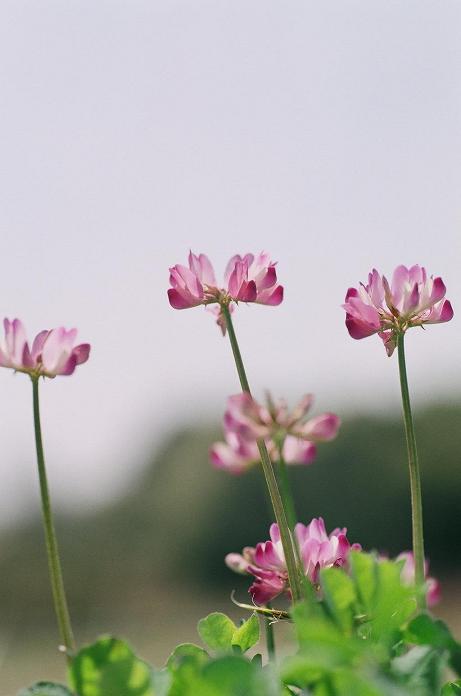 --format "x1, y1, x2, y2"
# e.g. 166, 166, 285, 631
343, 265, 453, 356
396, 551, 441, 607
168, 251, 283, 333
210, 392, 340, 473
0, 318, 90, 379
226, 518, 360, 605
